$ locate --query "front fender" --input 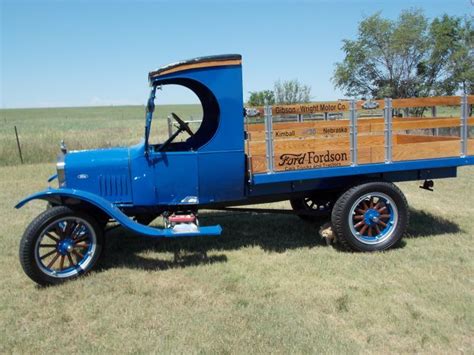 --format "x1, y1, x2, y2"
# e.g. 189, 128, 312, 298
15, 188, 221, 238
